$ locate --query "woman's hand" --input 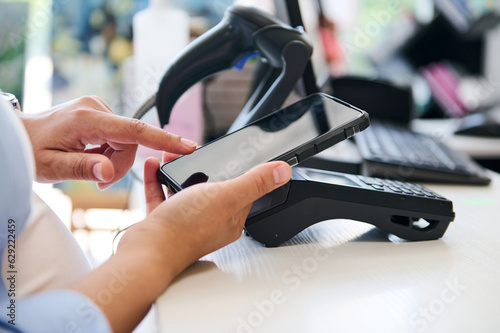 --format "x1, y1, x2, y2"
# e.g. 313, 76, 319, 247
119, 158, 293, 281
71, 159, 292, 333
20, 96, 197, 189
